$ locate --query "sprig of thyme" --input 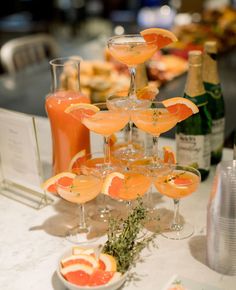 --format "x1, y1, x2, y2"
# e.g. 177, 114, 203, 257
102, 198, 157, 273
